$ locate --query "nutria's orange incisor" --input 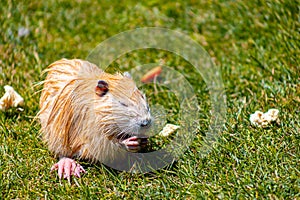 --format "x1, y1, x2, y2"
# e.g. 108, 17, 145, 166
38, 59, 152, 180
